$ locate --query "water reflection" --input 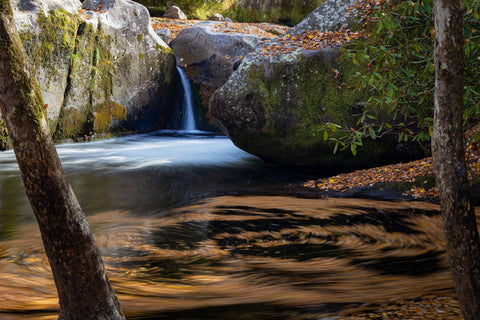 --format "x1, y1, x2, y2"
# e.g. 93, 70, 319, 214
0, 196, 454, 319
